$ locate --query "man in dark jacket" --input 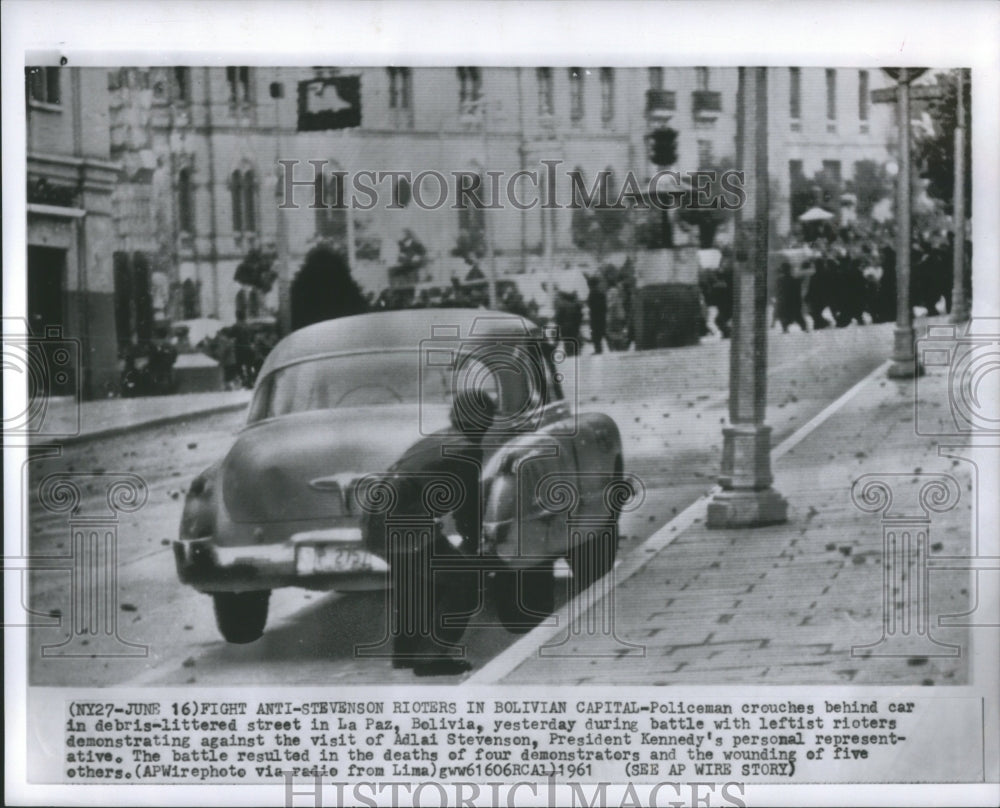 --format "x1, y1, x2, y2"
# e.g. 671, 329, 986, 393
380, 390, 495, 676
587, 275, 608, 354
